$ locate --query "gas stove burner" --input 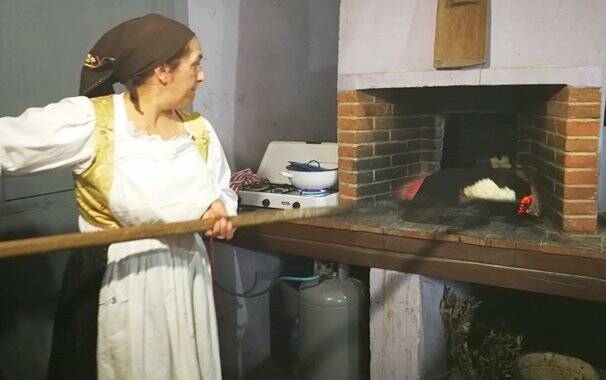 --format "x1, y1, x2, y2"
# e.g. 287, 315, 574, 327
243, 183, 272, 192
298, 188, 329, 196
270, 185, 297, 194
